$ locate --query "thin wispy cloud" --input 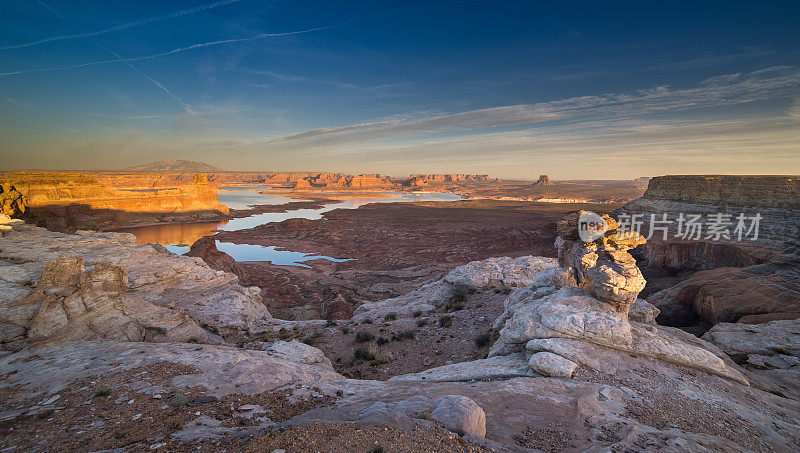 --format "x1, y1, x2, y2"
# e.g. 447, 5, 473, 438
35, 0, 194, 114
0, 2, 463, 78
0, 0, 245, 50
257, 66, 800, 148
